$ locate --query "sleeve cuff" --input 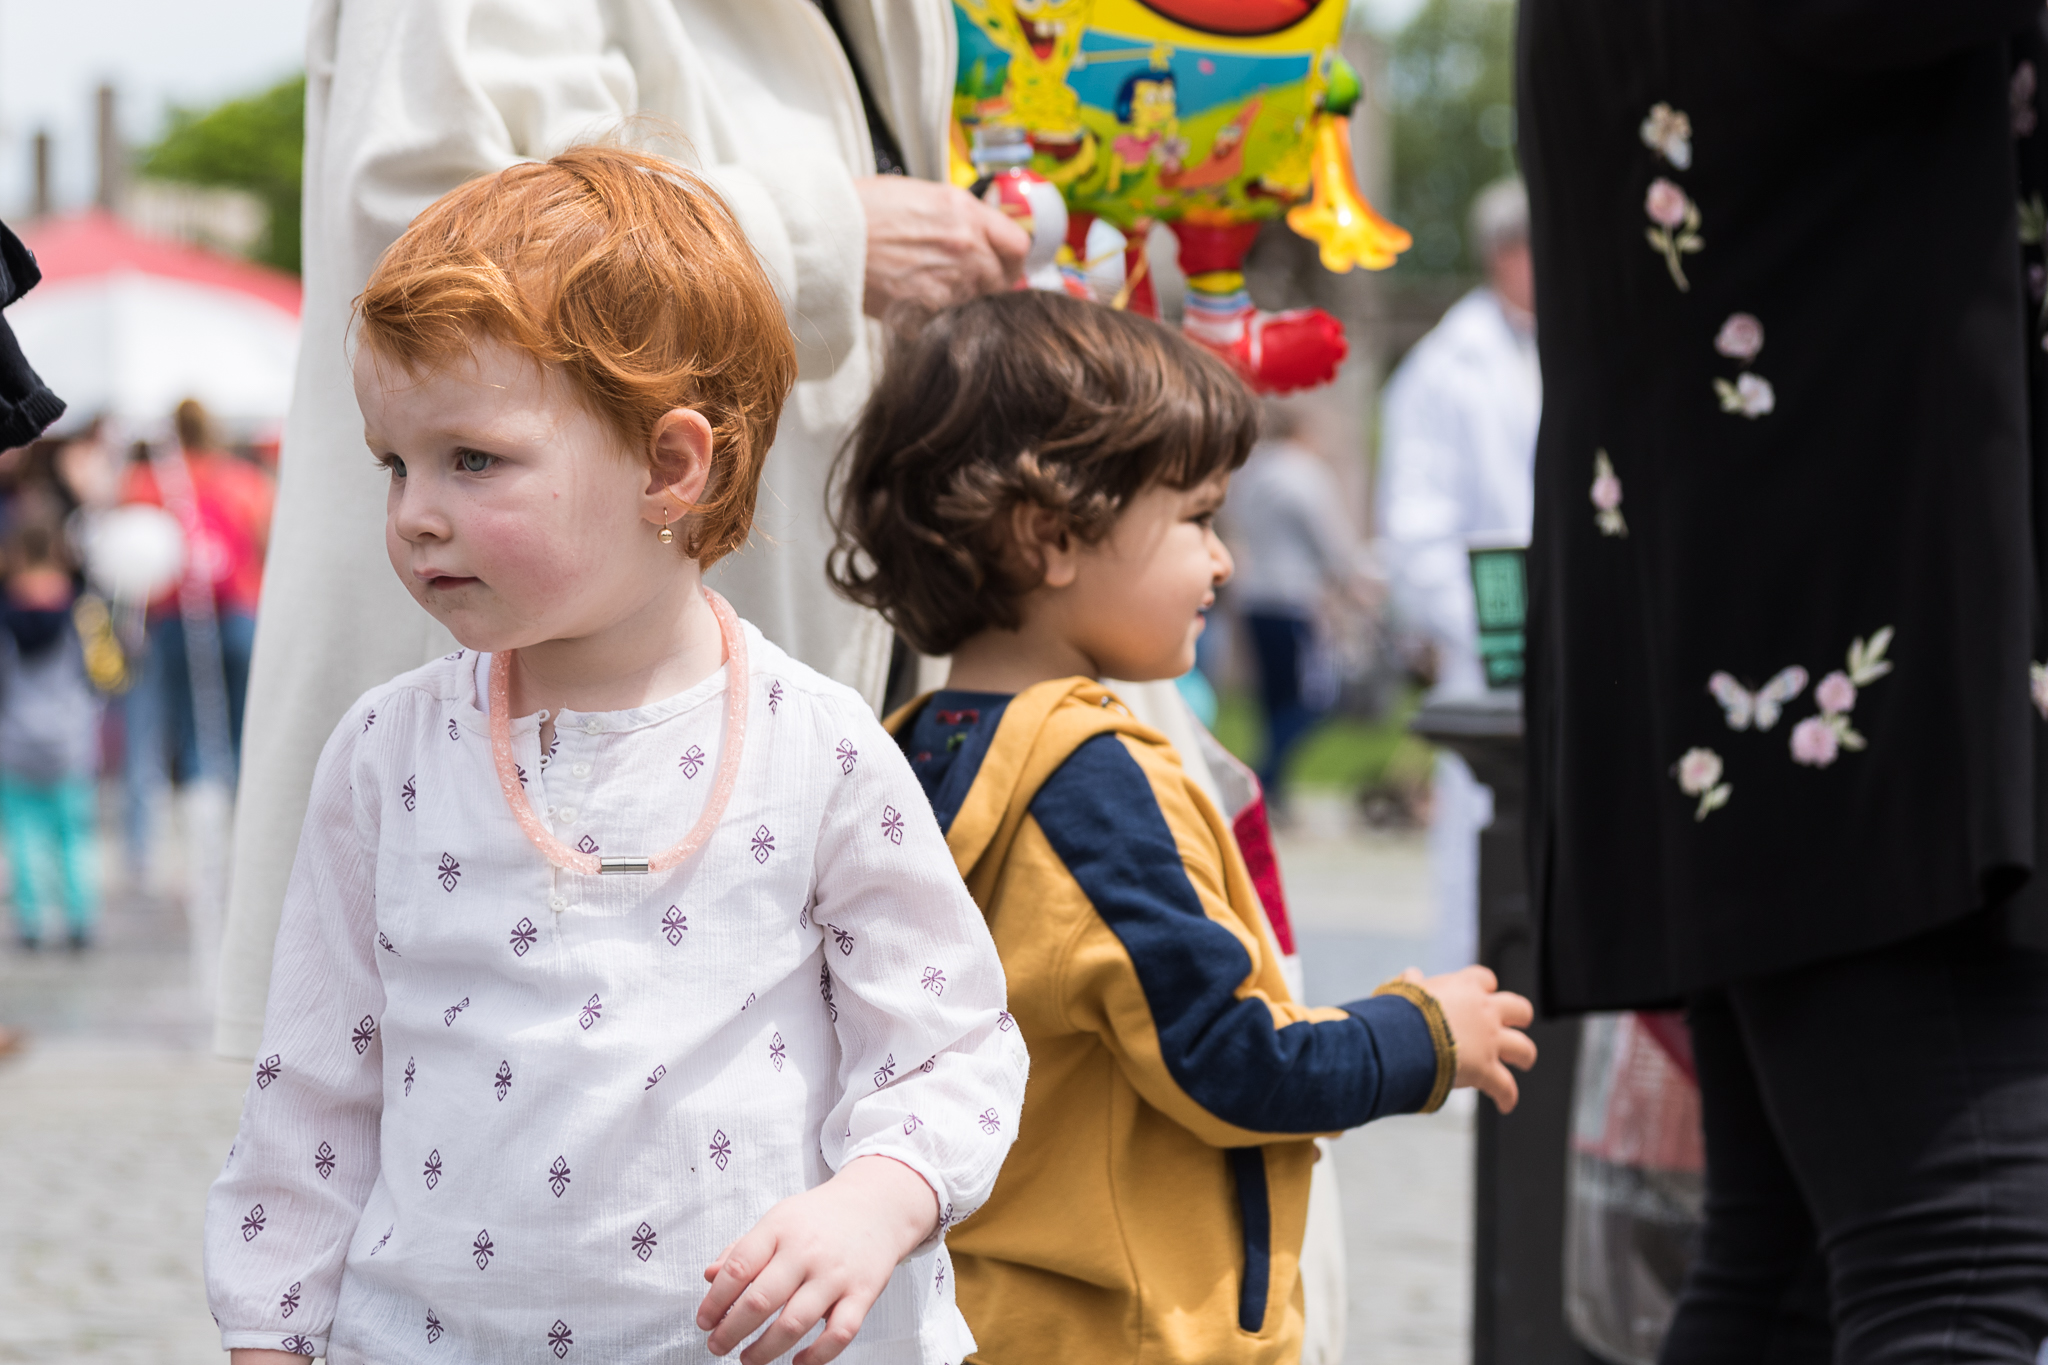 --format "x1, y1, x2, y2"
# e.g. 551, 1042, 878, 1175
837, 1144, 954, 1254
1352, 981, 1457, 1115
221, 1330, 325, 1357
